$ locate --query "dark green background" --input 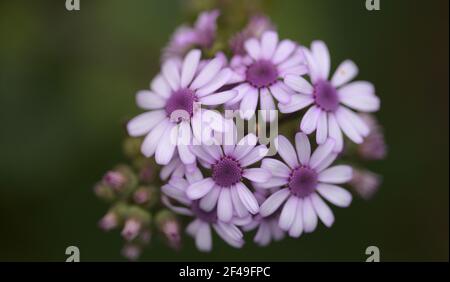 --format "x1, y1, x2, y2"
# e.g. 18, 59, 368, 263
0, 0, 448, 261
